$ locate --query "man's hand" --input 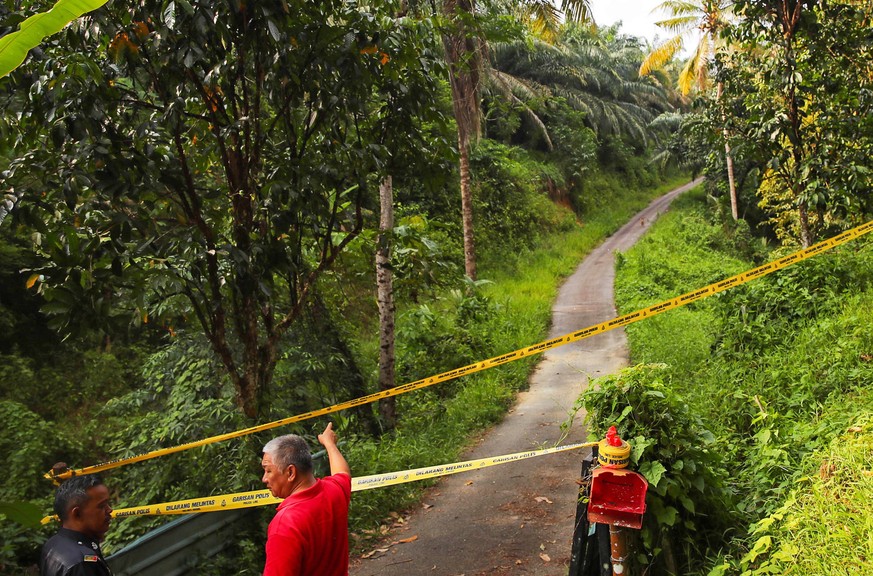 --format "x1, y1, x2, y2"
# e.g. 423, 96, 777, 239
317, 422, 338, 448
317, 422, 351, 477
